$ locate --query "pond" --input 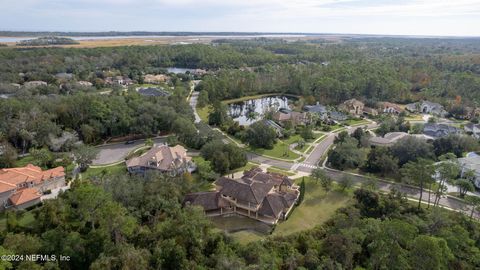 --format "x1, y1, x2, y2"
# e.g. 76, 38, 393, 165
166, 67, 197, 74
228, 95, 296, 125
210, 215, 272, 235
